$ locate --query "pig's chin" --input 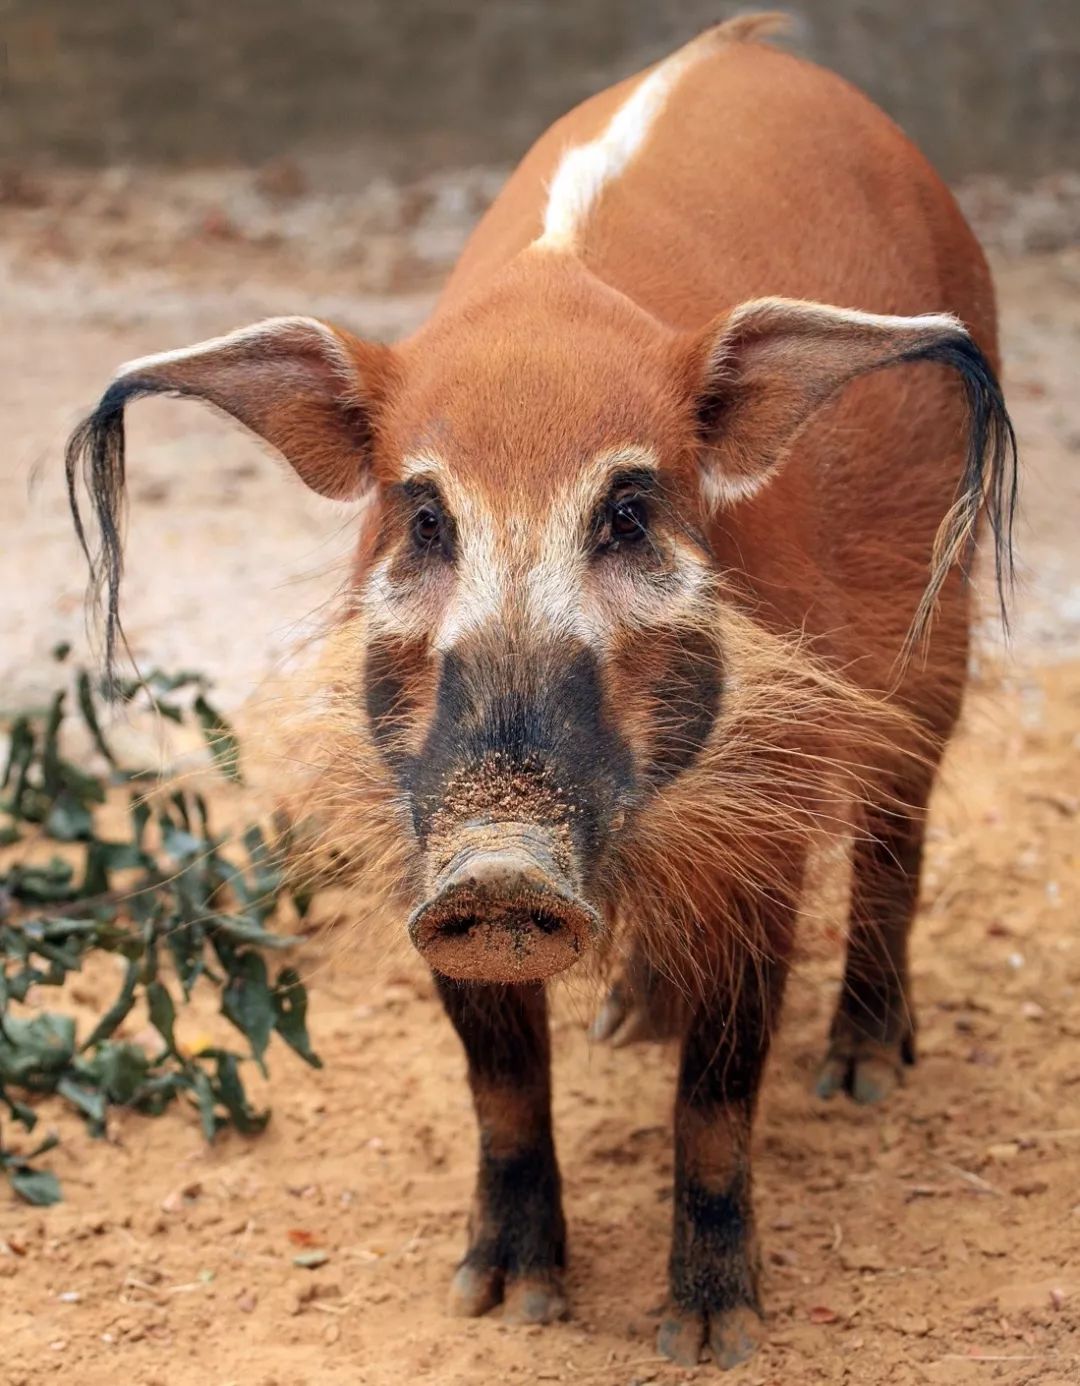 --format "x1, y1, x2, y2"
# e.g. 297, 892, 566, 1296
406, 821, 600, 983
